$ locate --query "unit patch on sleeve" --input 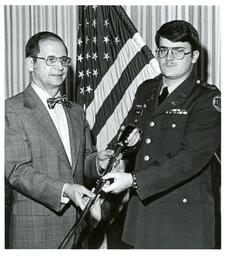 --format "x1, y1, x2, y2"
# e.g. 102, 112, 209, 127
212, 96, 221, 112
